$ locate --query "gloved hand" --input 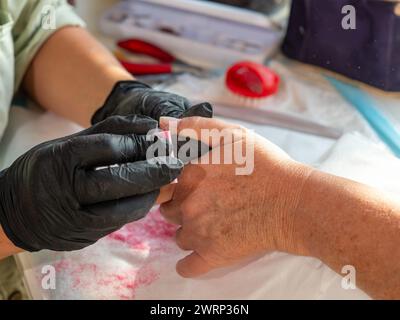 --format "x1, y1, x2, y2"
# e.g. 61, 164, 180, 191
91, 81, 213, 125
0, 115, 183, 252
